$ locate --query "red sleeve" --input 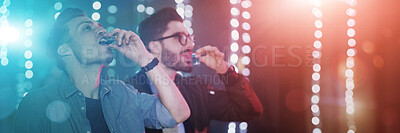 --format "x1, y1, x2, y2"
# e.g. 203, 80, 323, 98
207, 67, 263, 121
